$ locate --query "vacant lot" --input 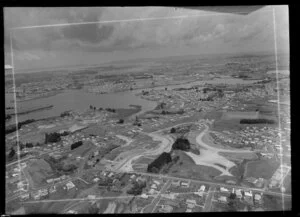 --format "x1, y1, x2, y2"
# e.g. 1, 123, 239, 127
219, 152, 258, 160
244, 158, 280, 179
169, 151, 221, 181
71, 141, 95, 157
27, 159, 54, 186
